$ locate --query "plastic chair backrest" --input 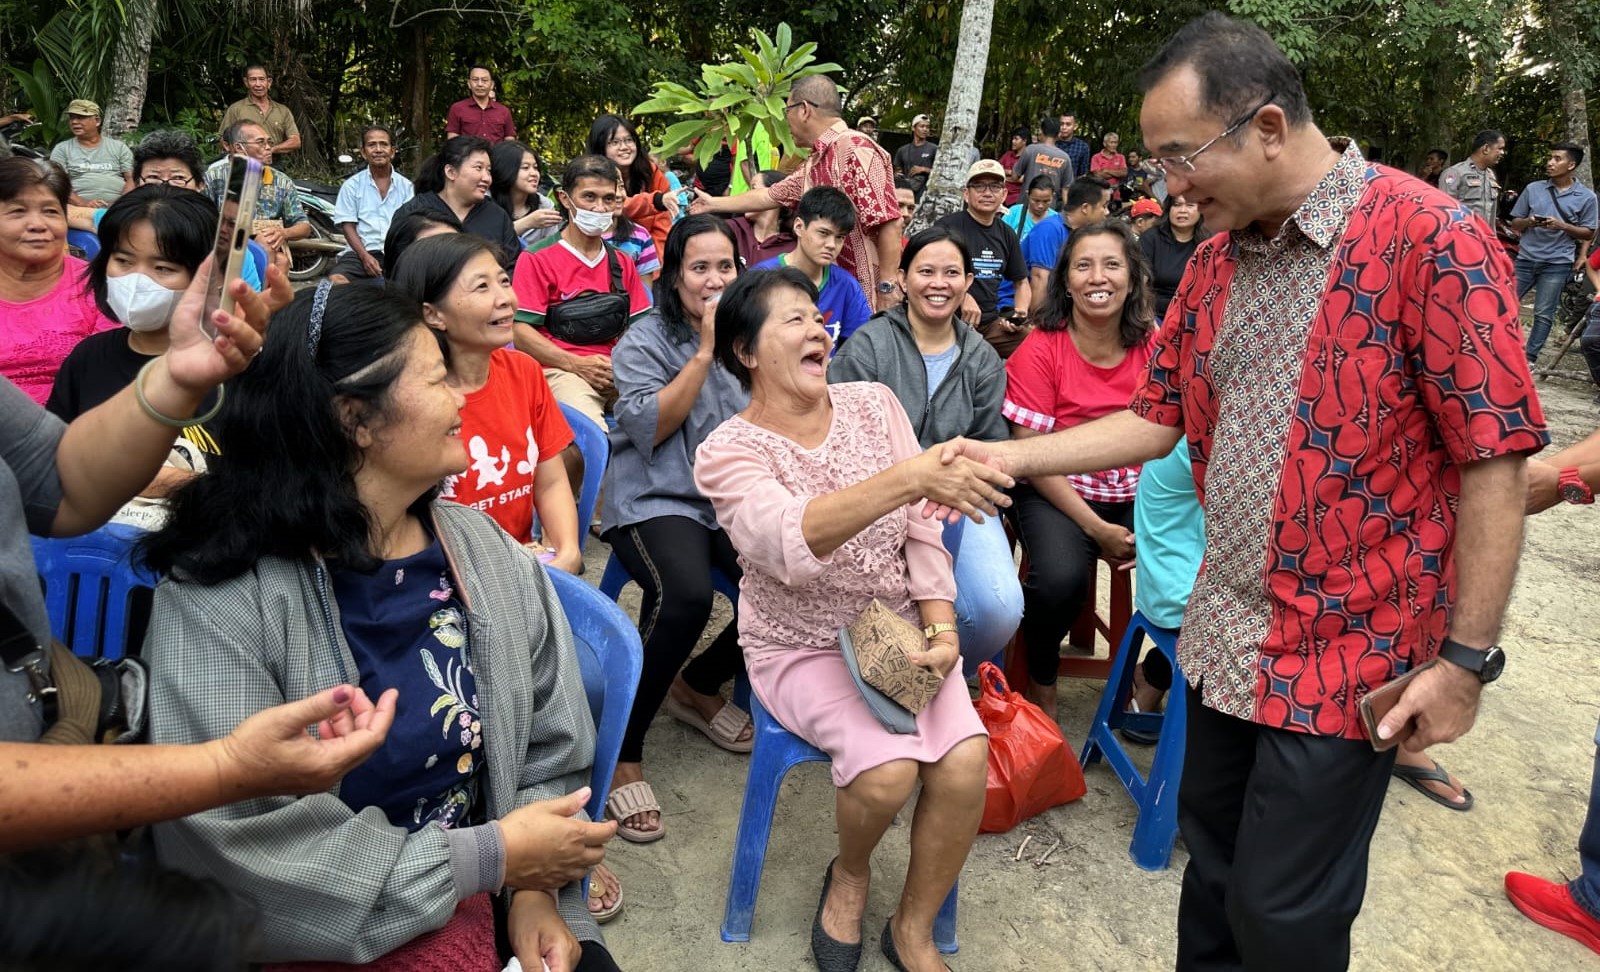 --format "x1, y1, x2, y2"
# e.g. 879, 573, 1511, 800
557, 403, 608, 550
544, 567, 641, 823
67, 229, 100, 262
30, 525, 158, 661
246, 240, 269, 283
